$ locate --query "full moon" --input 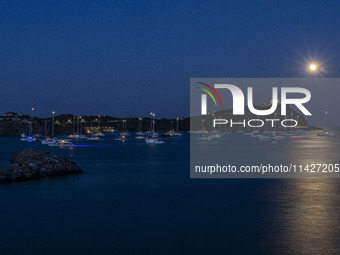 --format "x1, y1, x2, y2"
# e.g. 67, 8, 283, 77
309, 64, 317, 71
